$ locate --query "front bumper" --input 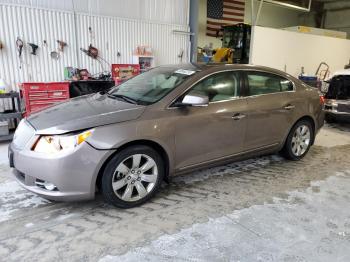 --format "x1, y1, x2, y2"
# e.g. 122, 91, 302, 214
9, 141, 110, 201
